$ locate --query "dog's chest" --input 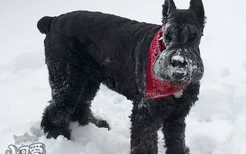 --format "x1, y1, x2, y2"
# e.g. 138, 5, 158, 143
146, 29, 185, 99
